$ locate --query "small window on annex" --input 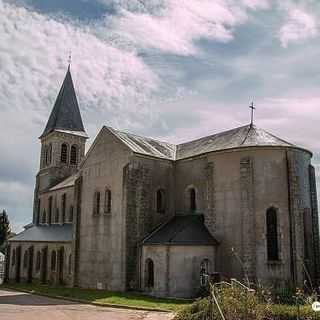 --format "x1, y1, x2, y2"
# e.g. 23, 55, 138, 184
189, 188, 197, 212
156, 189, 166, 213
36, 251, 41, 272
145, 258, 154, 288
23, 251, 28, 269
51, 251, 57, 271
